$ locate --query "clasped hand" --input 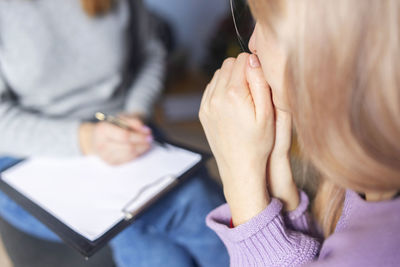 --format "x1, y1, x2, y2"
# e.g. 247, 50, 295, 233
199, 53, 298, 226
